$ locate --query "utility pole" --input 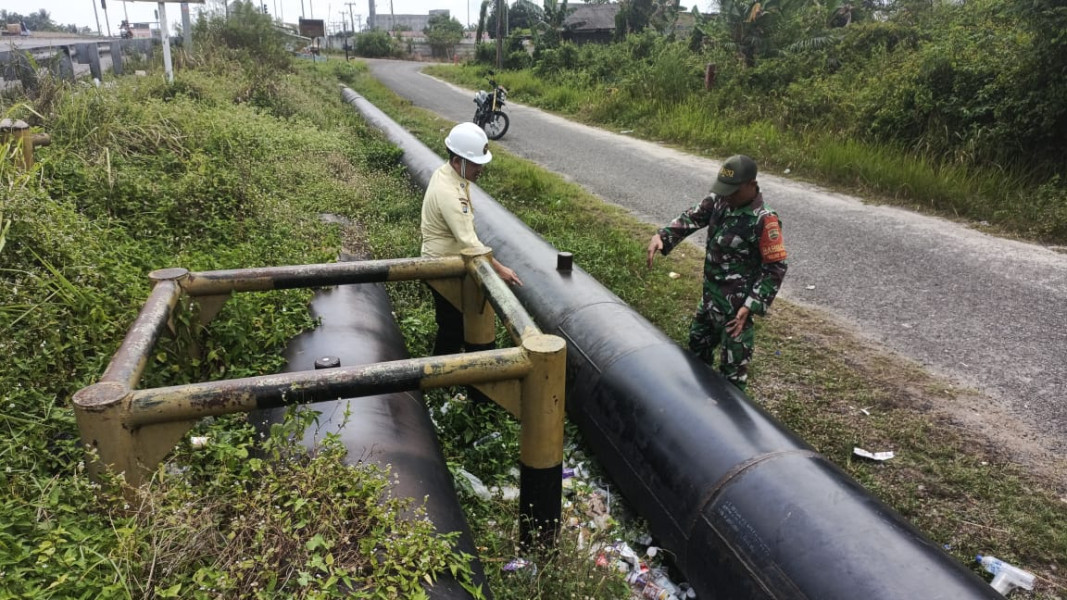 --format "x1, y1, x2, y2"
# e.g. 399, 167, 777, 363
91, 0, 103, 36
495, 0, 501, 68
104, 8, 113, 38
339, 10, 348, 34
345, 2, 357, 33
